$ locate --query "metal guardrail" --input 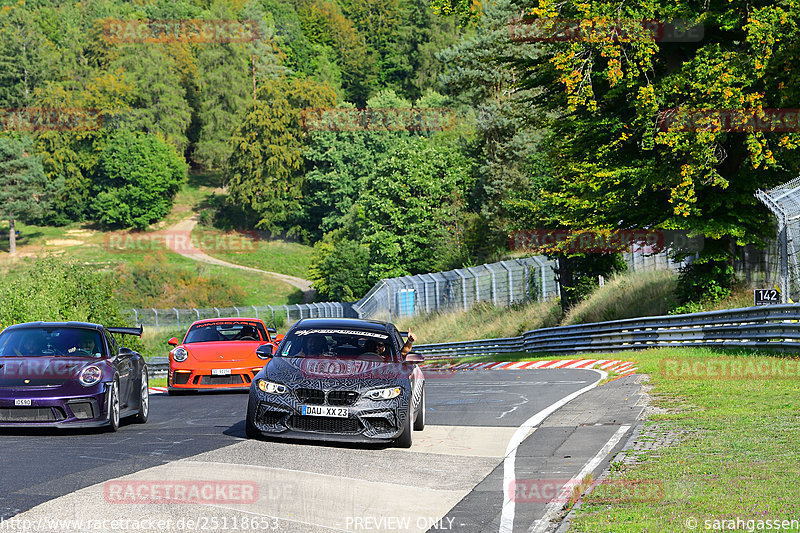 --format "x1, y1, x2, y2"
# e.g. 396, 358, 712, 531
415, 305, 800, 359
146, 305, 800, 377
